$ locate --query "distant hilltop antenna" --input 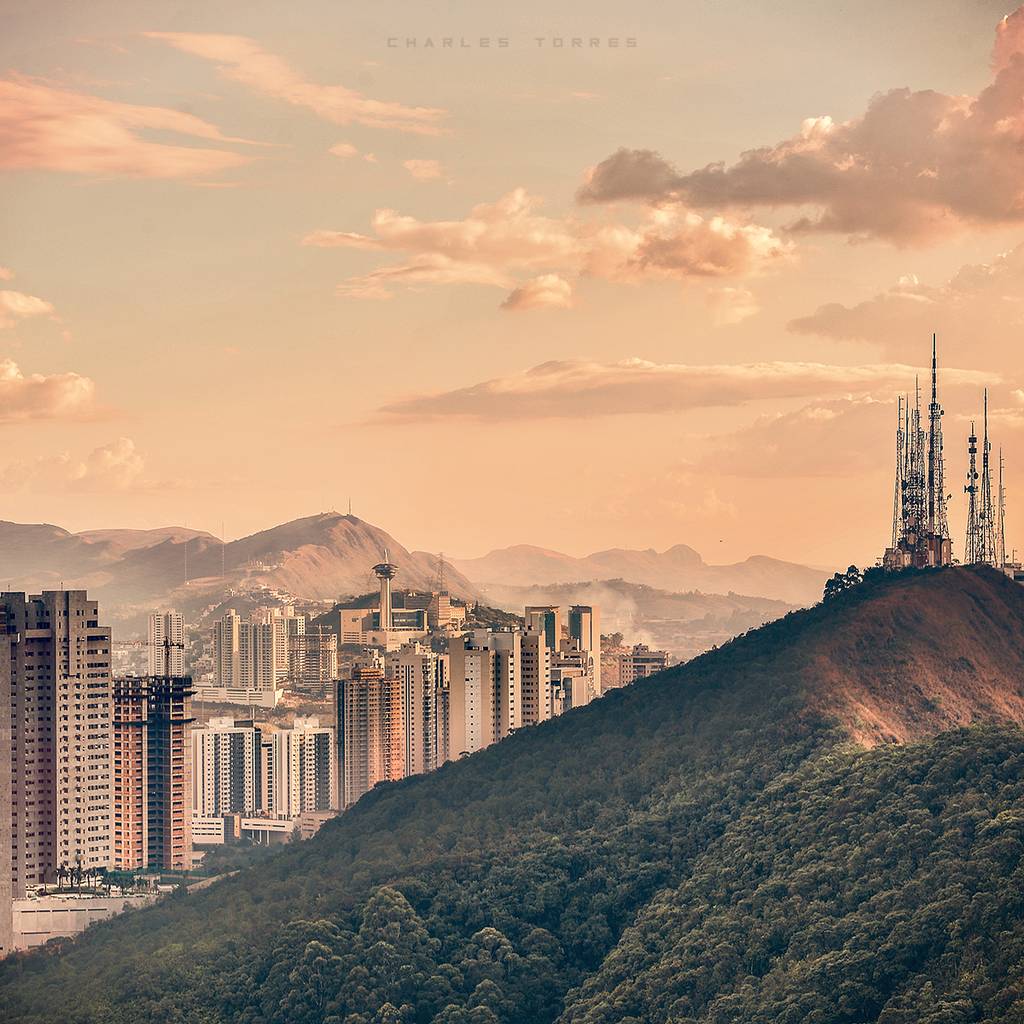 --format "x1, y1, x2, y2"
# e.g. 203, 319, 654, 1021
964, 390, 1001, 566
965, 421, 980, 563
999, 447, 1008, 569
883, 336, 952, 569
